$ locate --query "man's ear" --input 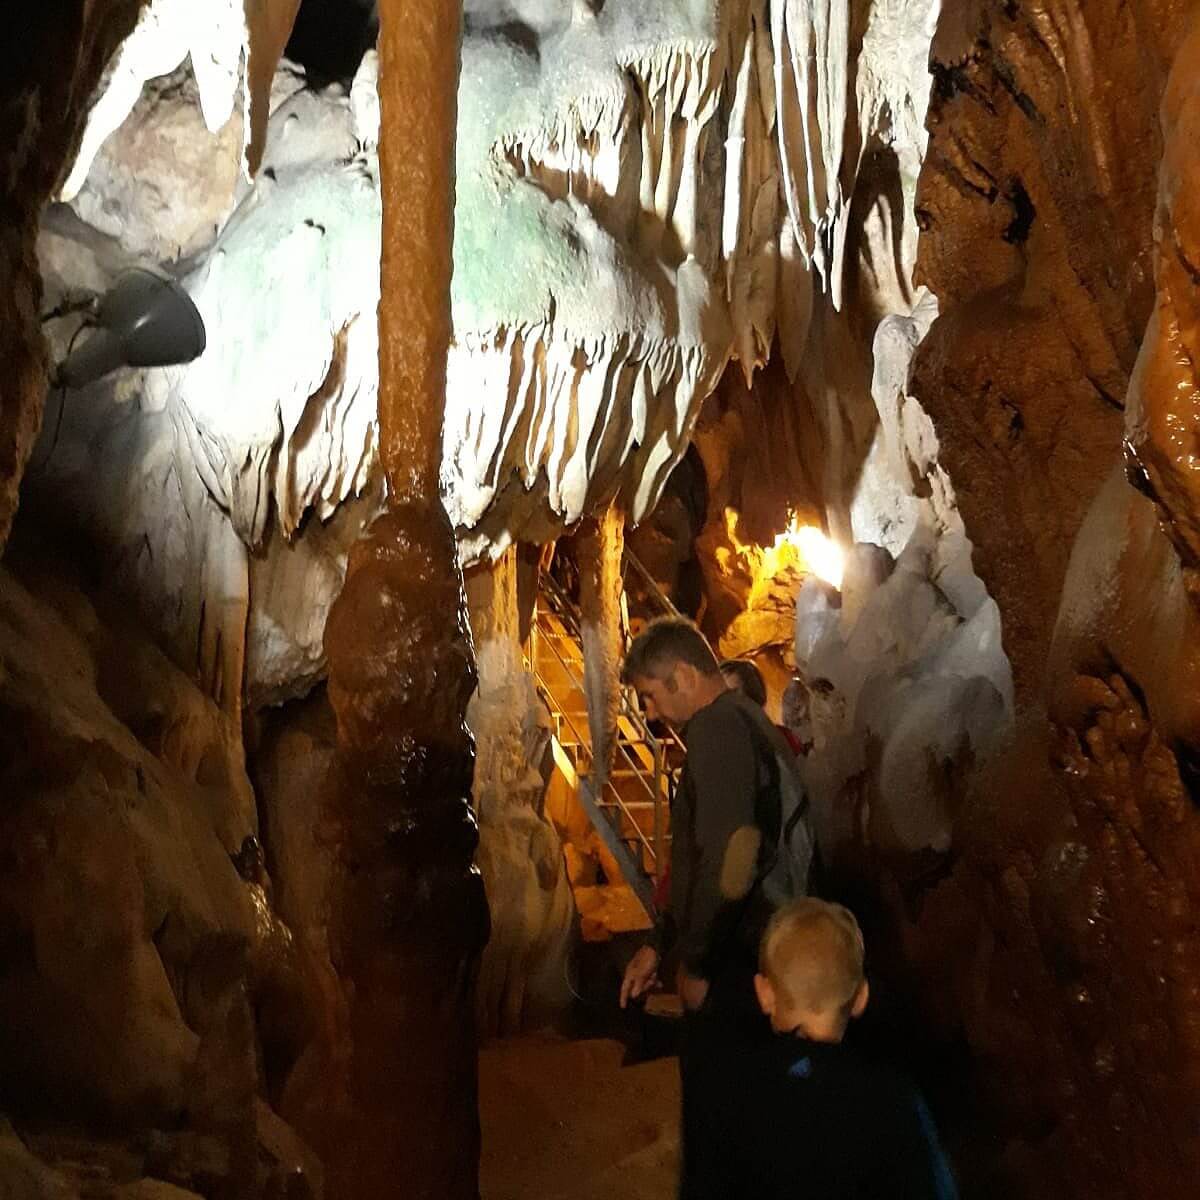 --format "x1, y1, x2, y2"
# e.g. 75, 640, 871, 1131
676, 662, 705, 694
850, 979, 869, 1020
754, 973, 775, 1018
